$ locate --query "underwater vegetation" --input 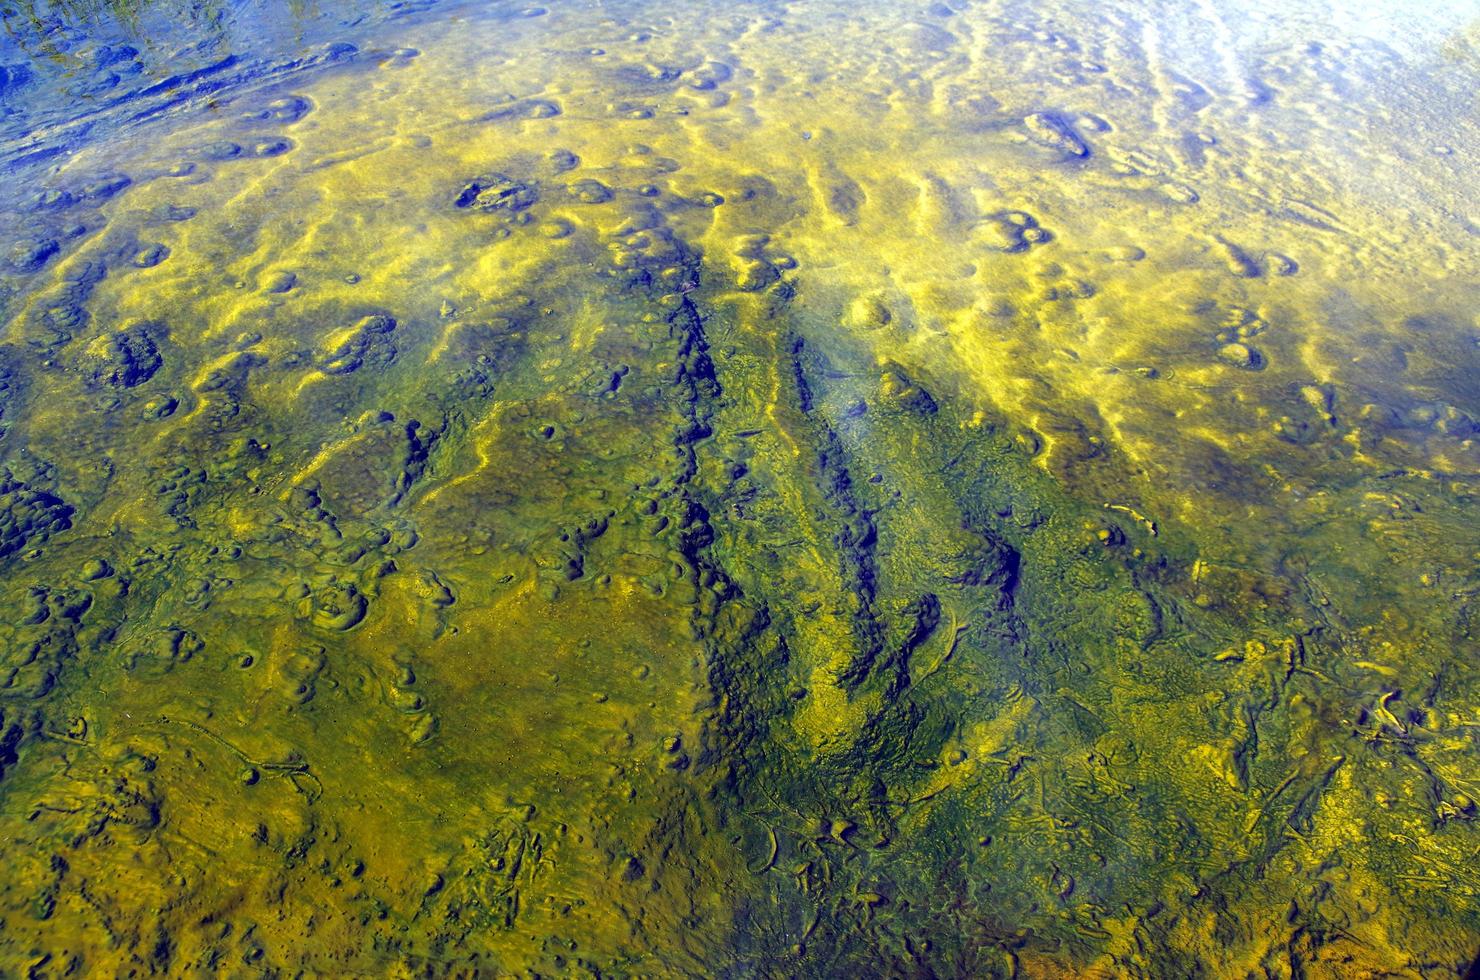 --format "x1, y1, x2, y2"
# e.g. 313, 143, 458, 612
2, 0, 1480, 975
